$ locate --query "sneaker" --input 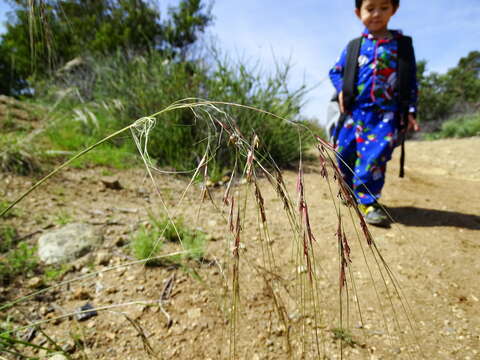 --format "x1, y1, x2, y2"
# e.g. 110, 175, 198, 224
358, 203, 389, 227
